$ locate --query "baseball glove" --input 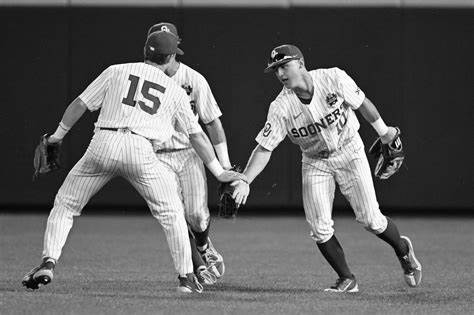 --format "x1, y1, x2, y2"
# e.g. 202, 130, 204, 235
368, 127, 405, 180
33, 134, 62, 181
217, 165, 241, 219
